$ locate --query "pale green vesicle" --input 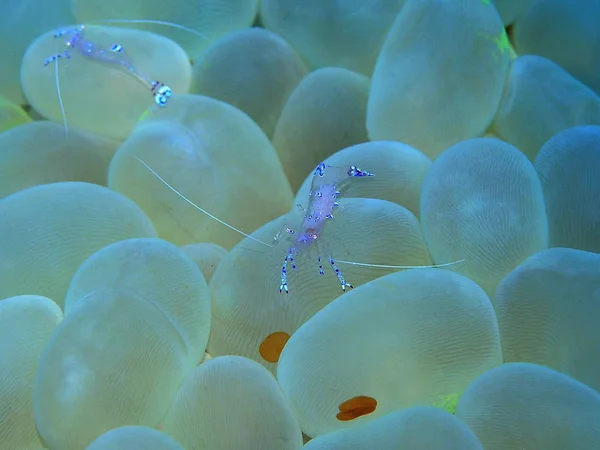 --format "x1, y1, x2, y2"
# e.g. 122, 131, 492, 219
0, 96, 31, 133
433, 393, 461, 415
